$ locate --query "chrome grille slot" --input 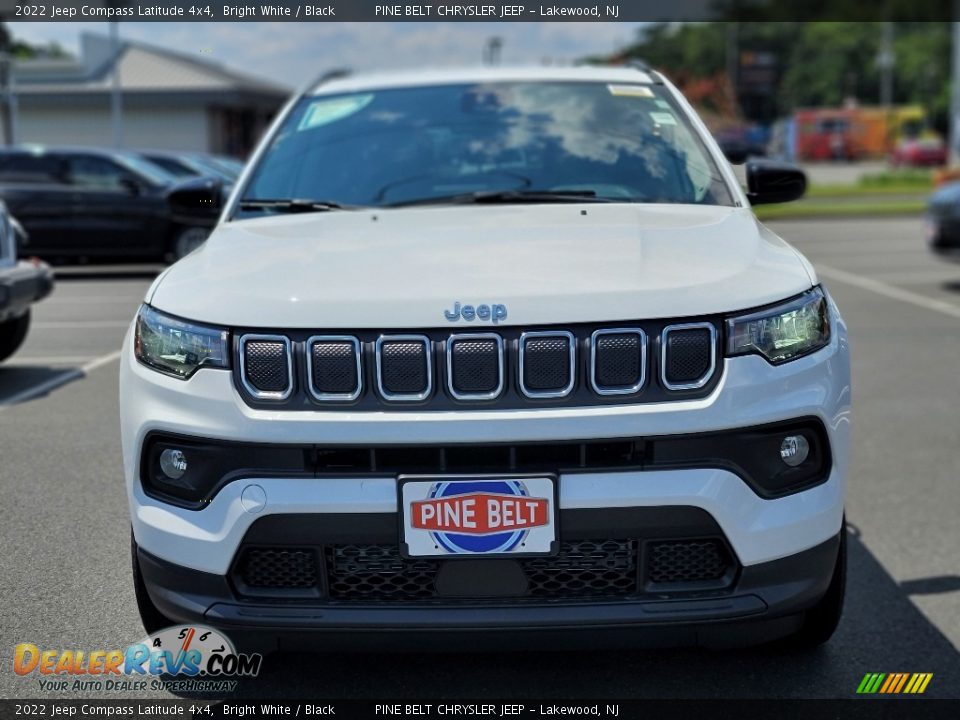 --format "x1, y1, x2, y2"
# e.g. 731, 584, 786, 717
661, 323, 716, 390
307, 335, 361, 401
239, 334, 293, 400
519, 330, 575, 398
447, 333, 504, 400
591, 328, 646, 395
376, 335, 432, 401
